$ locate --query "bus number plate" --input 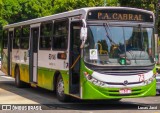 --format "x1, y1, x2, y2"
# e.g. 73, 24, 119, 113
119, 89, 132, 94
